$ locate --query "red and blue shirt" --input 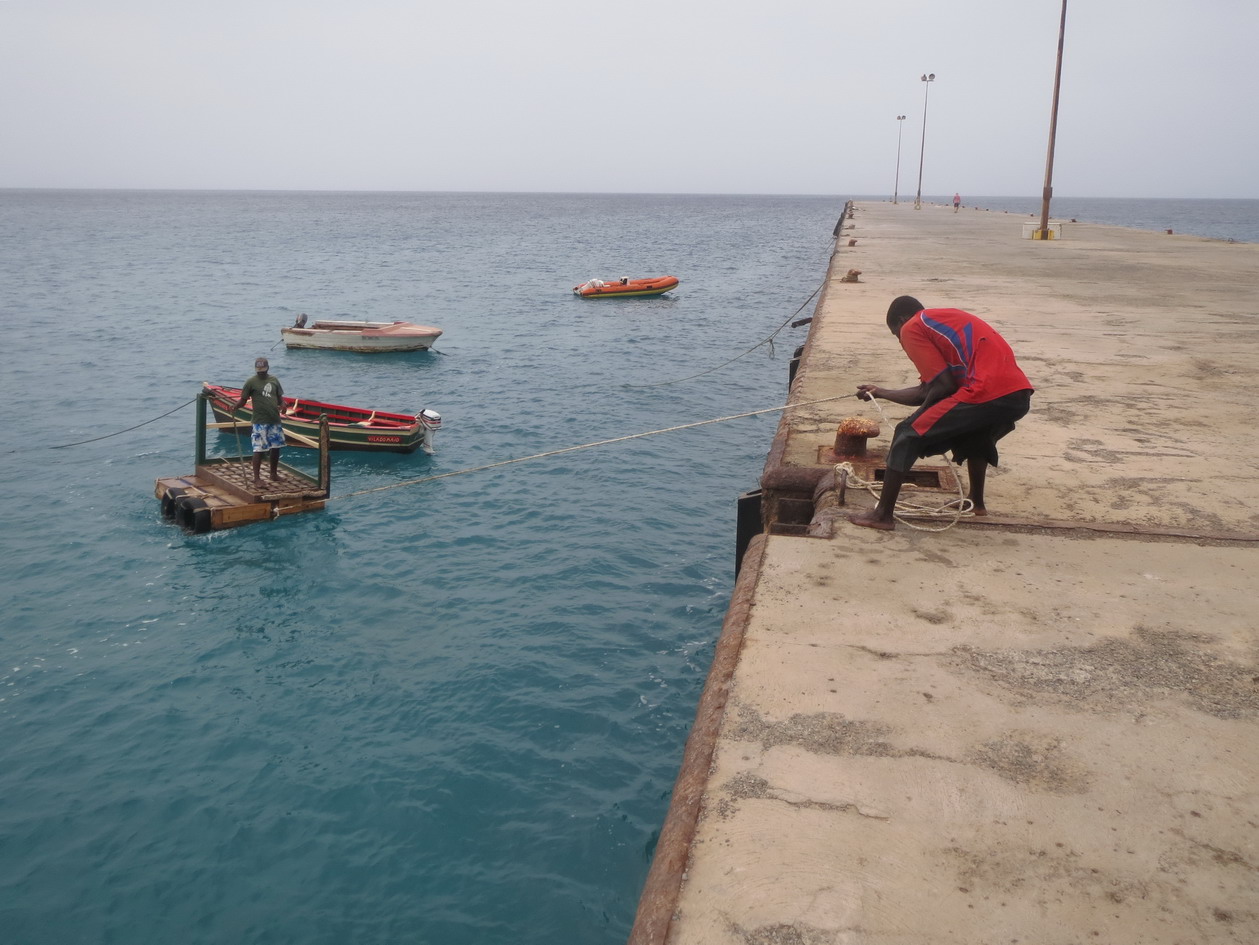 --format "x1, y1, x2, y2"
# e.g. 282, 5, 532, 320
900, 308, 1032, 405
